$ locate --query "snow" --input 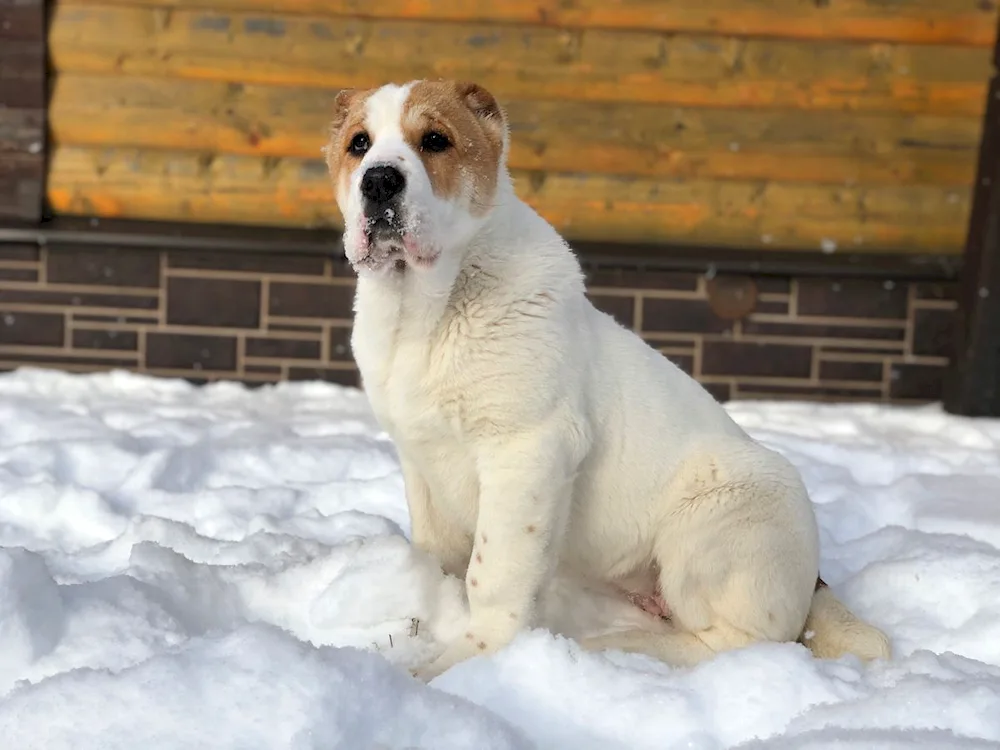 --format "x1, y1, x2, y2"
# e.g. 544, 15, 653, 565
0, 368, 999, 749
